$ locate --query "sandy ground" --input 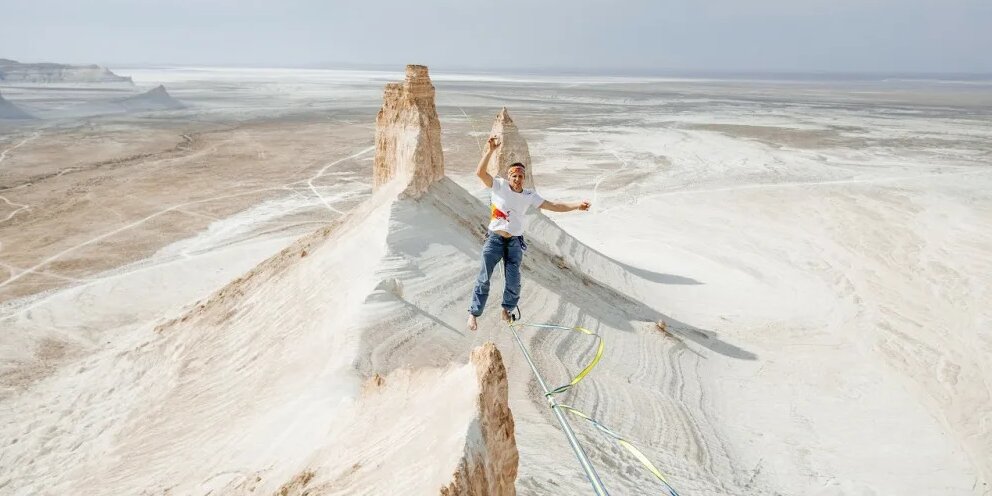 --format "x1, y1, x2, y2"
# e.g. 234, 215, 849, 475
0, 116, 376, 301
516, 87, 992, 494
1, 68, 991, 495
